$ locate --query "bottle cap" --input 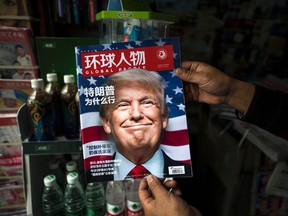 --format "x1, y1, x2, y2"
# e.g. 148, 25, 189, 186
31, 78, 44, 89
64, 74, 74, 84
66, 161, 77, 172
47, 73, 58, 82
67, 172, 79, 184
43, 175, 56, 187
71, 154, 81, 161
49, 159, 60, 170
